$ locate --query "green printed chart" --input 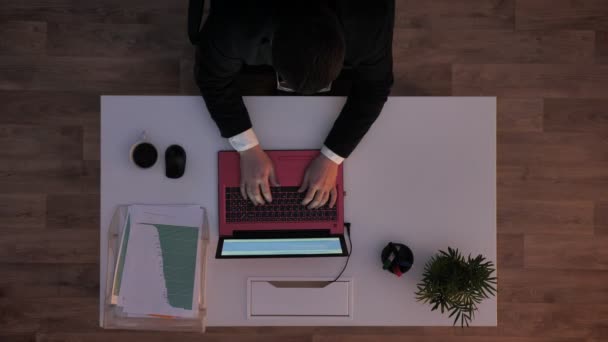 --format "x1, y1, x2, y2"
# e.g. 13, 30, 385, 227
141, 224, 199, 310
